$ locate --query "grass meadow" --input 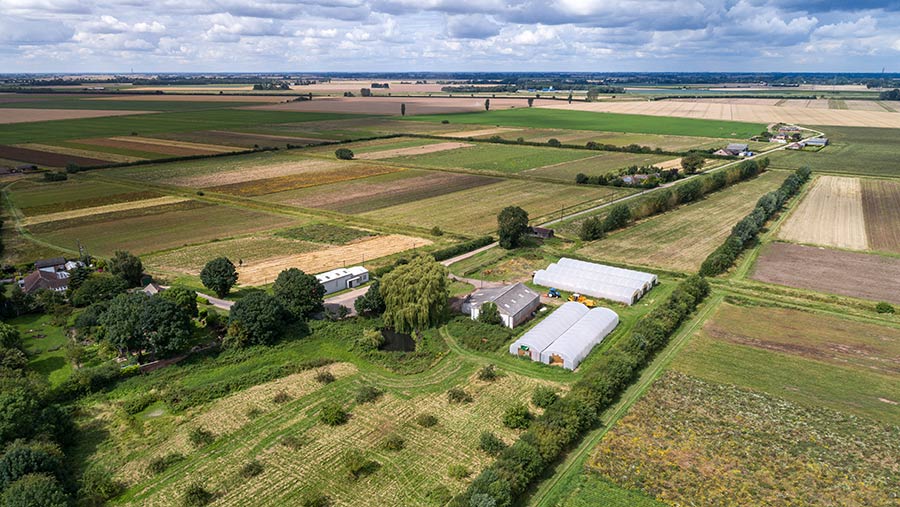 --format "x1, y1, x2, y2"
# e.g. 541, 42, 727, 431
767, 125, 900, 178
383, 143, 596, 174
